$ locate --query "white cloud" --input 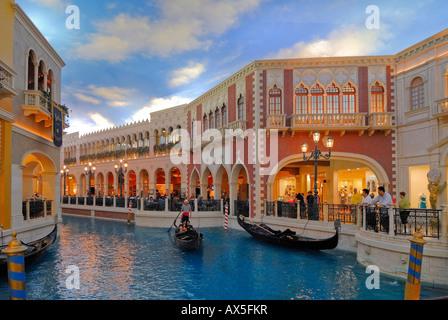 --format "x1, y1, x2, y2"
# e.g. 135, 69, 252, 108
170, 62, 206, 87
29, 0, 63, 7
269, 24, 394, 59
73, 93, 101, 105
125, 96, 191, 123
66, 113, 115, 136
71, 84, 136, 107
75, 0, 264, 62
